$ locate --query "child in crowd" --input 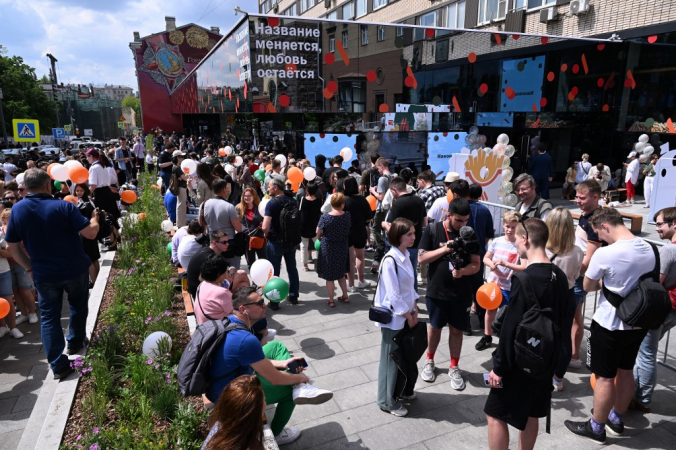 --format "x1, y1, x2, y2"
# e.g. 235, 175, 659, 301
476, 210, 527, 351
